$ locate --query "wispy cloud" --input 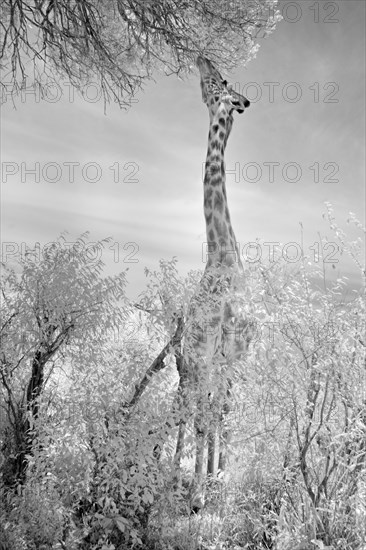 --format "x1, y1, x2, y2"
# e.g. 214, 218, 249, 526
2, 1, 364, 296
